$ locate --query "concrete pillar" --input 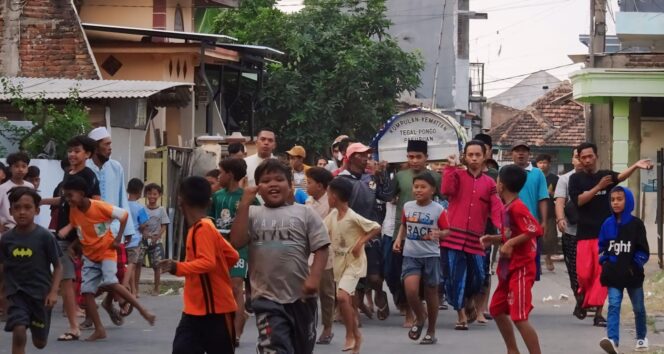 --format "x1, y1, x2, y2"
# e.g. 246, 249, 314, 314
612, 97, 630, 173
612, 97, 642, 214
